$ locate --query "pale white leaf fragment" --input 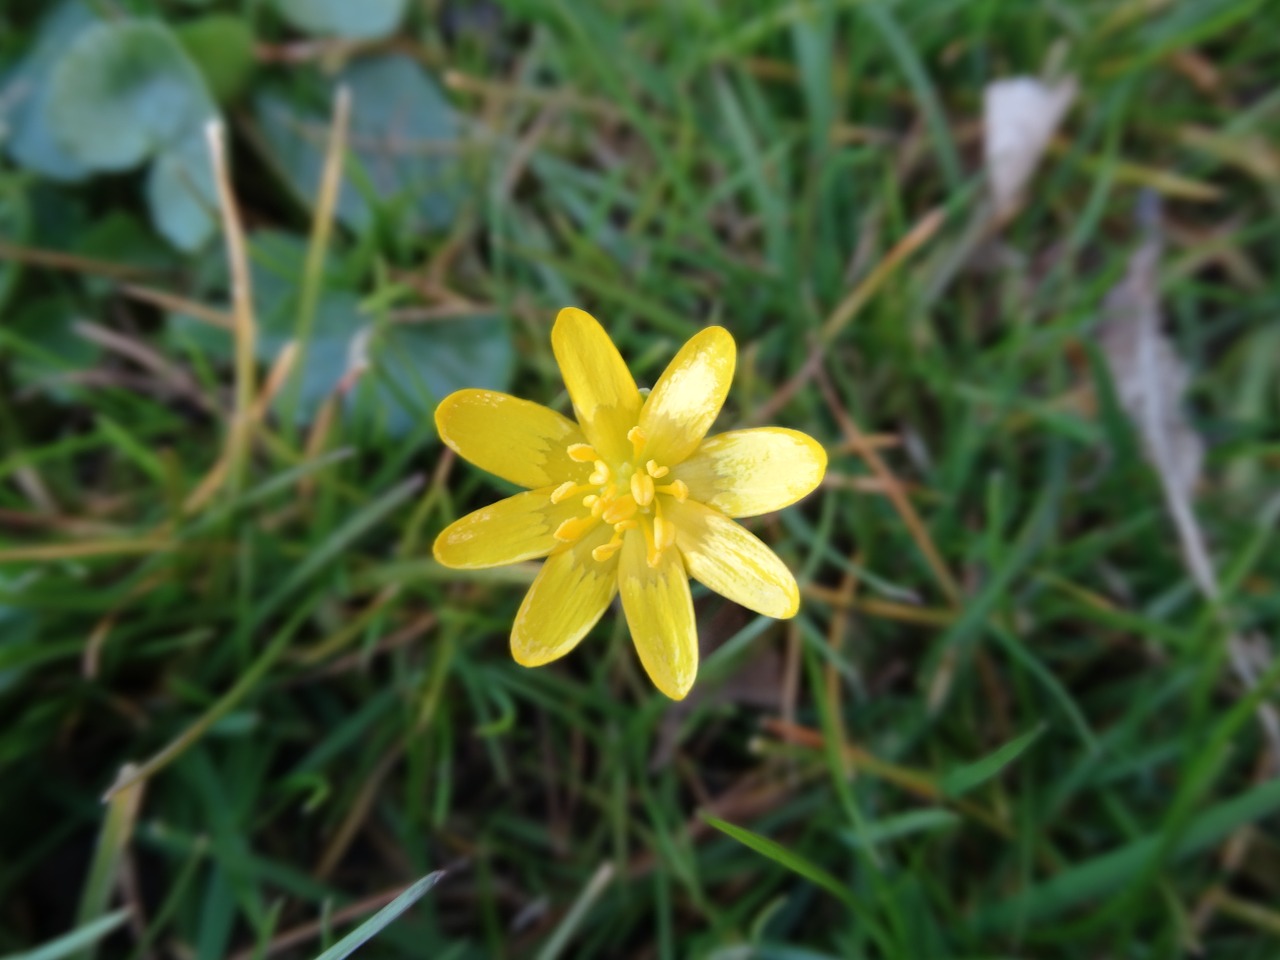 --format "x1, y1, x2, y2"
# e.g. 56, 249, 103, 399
984, 75, 1078, 220
1097, 236, 1204, 506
